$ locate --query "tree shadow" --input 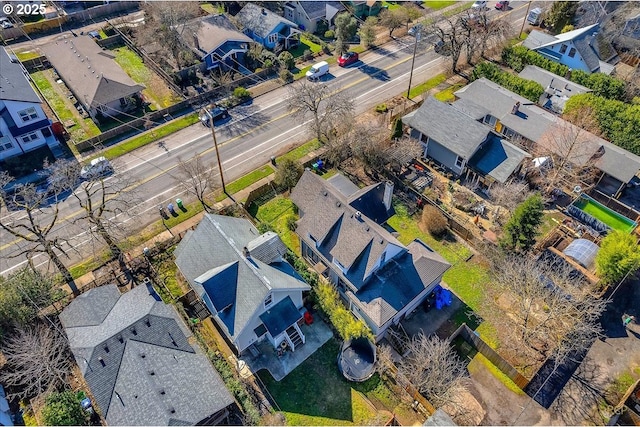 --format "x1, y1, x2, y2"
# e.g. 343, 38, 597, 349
369, 45, 400, 59
357, 64, 391, 81
219, 104, 271, 138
